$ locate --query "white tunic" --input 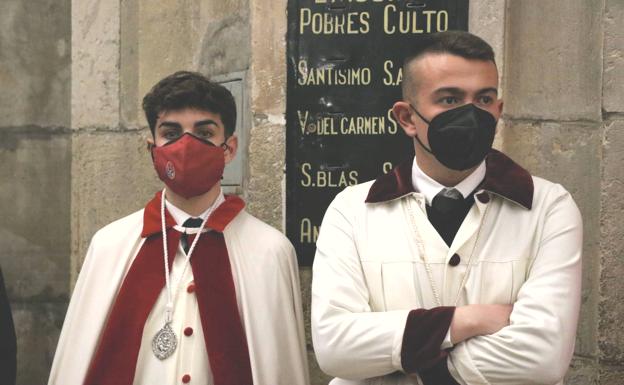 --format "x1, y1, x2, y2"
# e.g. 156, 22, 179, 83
49, 199, 310, 385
